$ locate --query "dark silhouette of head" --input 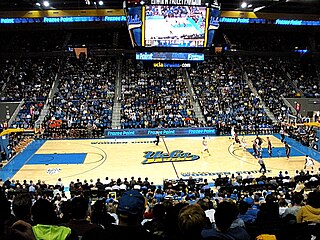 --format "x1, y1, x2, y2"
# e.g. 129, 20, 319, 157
12, 194, 32, 222
70, 196, 89, 220
32, 198, 56, 225
214, 201, 238, 232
